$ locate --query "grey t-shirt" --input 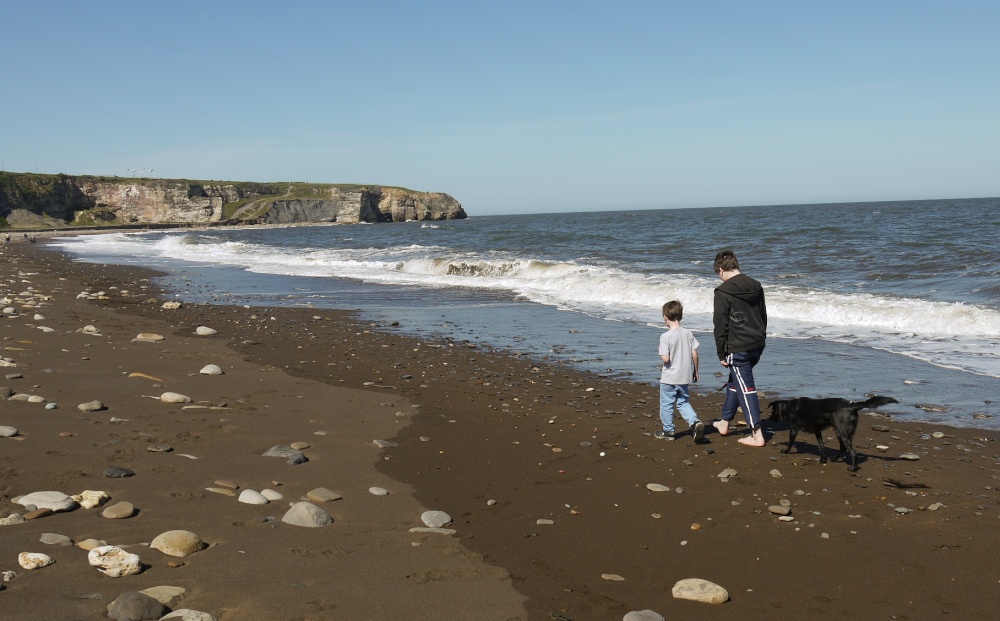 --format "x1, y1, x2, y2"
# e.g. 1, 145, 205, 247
659, 327, 699, 385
